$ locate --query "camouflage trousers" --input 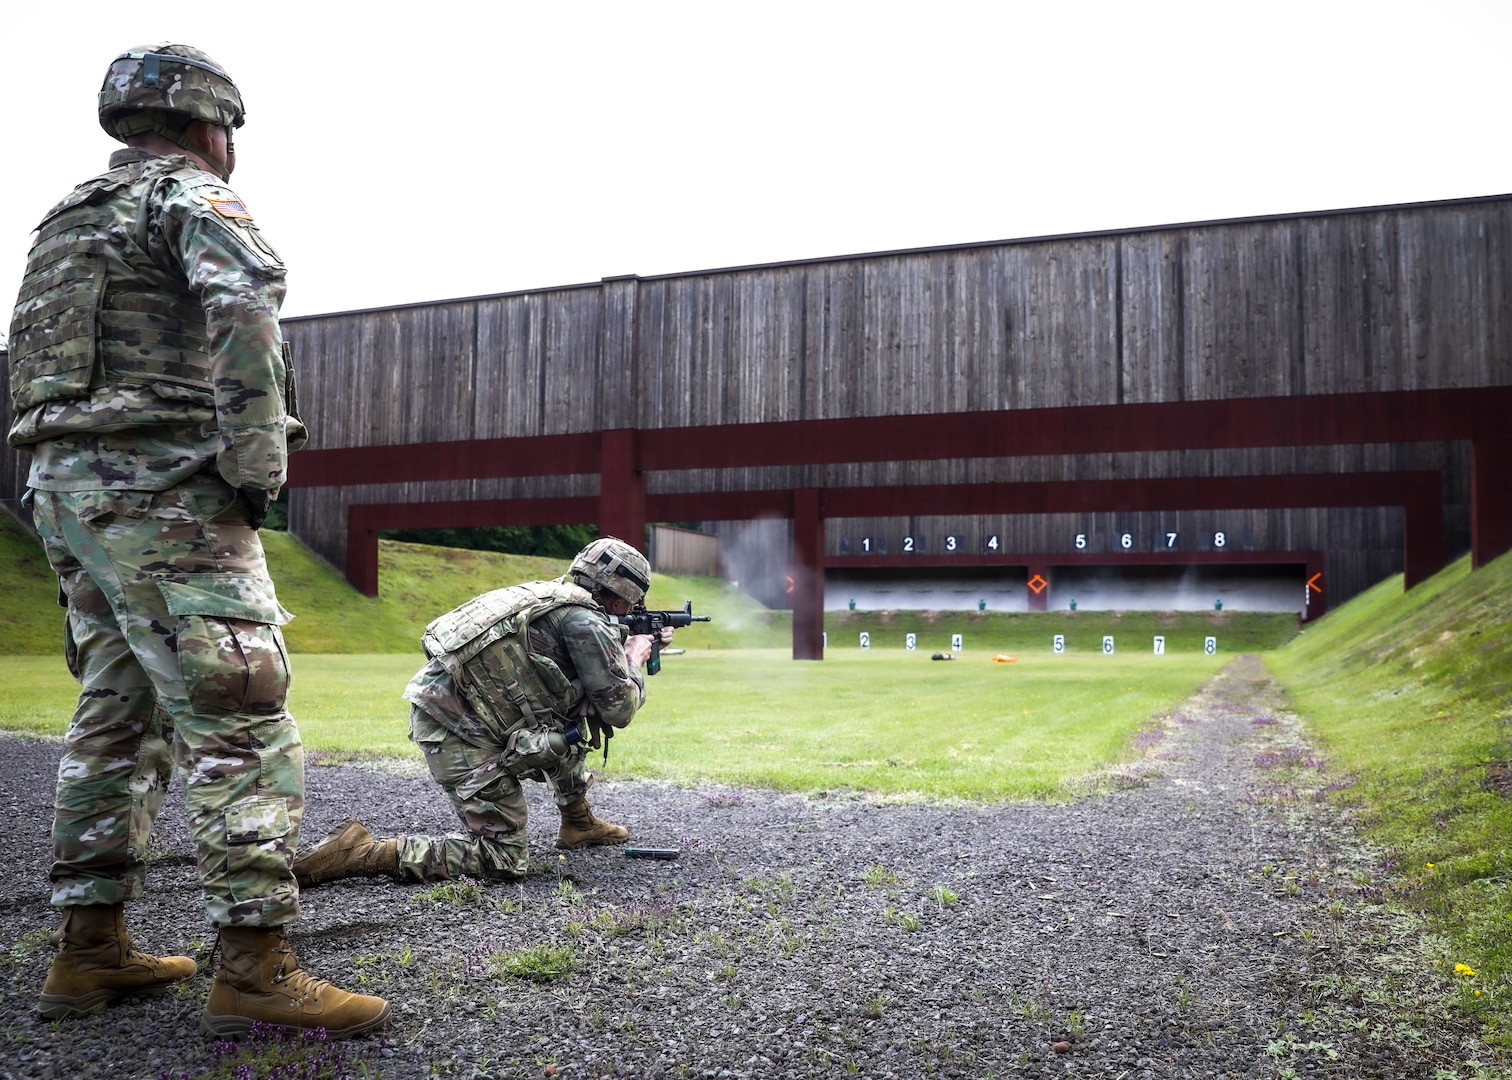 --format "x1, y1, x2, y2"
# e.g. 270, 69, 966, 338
29, 476, 303, 927
400, 707, 592, 882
